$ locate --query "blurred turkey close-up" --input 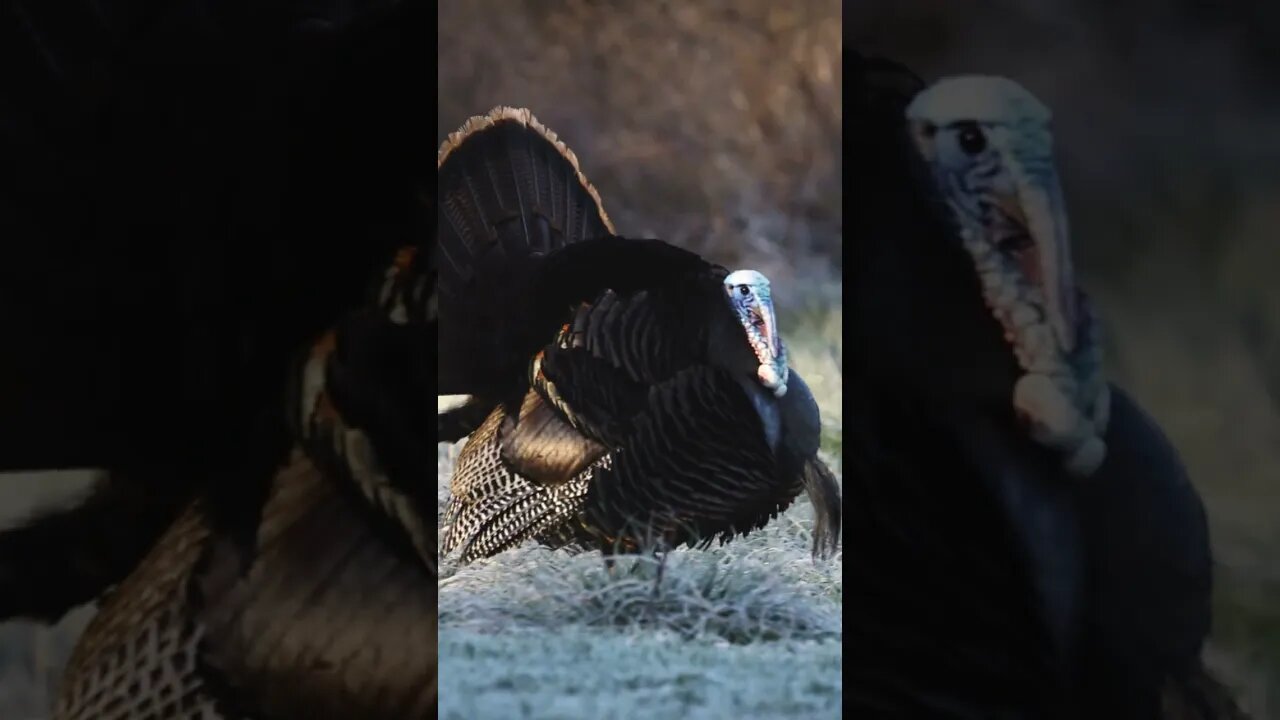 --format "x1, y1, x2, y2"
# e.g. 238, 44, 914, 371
0, 1, 433, 719
852, 1, 1280, 717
